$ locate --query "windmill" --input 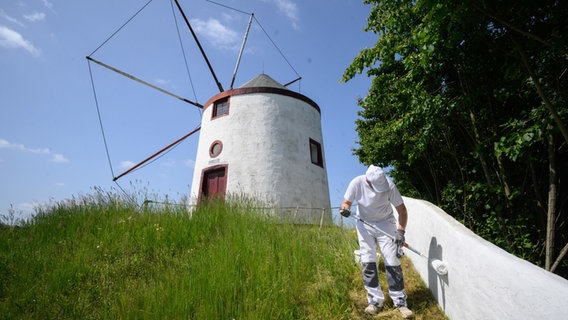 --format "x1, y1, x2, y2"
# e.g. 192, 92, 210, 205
87, 0, 331, 224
